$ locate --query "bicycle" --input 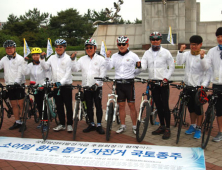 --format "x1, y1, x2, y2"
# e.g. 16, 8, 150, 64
94, 77, 120, 141
201, 88, 221, 149
170, 83, 200, 144
39, 78, 57, 141
72, 84, 90, 140
20, 82, 39, 137
0, 83, 13, 129
135, 78, 163, 142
